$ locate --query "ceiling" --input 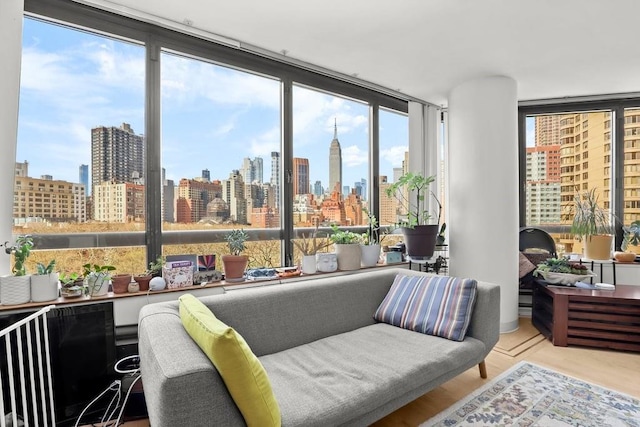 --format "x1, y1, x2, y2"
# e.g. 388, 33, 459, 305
96, 0, 640, 106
